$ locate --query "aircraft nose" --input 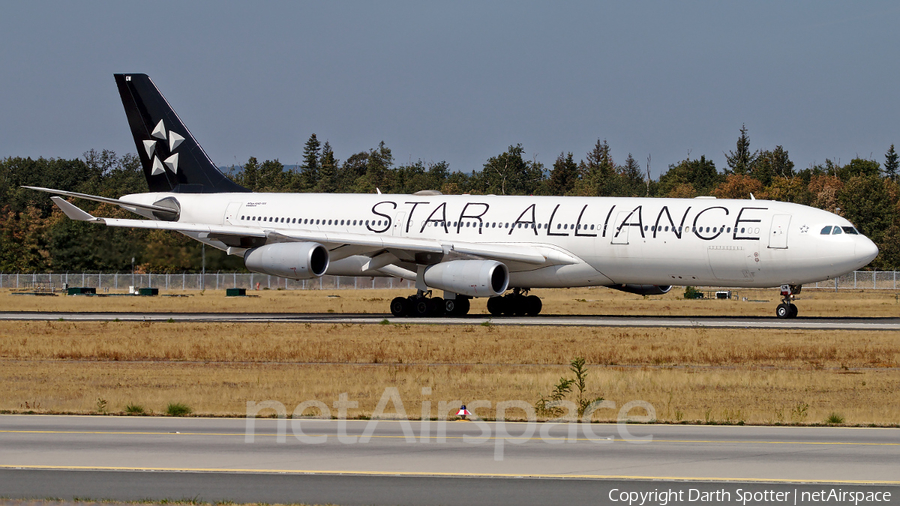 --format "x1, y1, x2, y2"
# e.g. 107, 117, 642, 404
856, 237, 879, 266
